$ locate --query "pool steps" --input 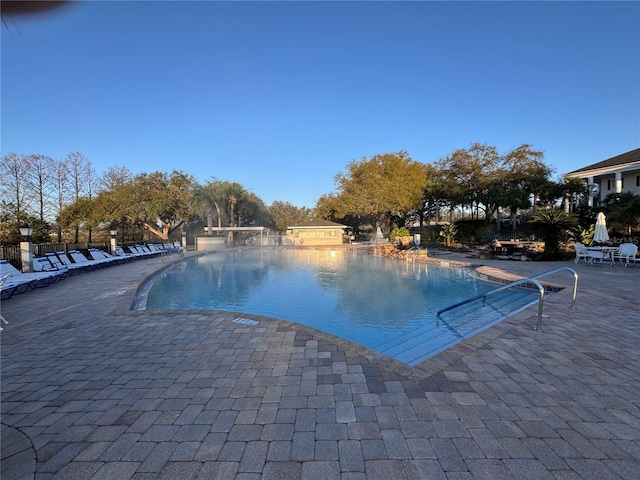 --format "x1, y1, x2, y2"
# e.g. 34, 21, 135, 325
378, 288, 541, 365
